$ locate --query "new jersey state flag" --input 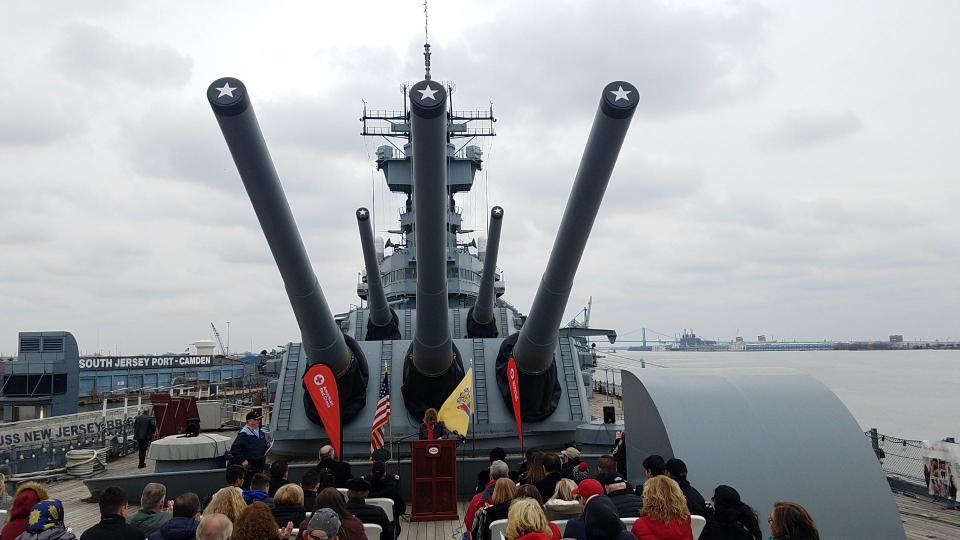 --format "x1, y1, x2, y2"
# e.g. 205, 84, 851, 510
438, 368, 473, 436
